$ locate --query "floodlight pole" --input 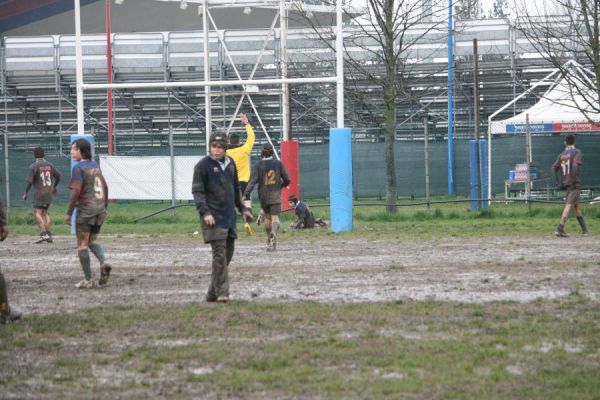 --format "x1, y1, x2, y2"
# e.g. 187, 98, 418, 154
74, 0, 85, 134
203, 0, 211, 154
